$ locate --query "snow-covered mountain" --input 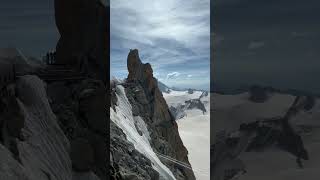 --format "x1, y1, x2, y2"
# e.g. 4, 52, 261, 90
163, 89, 208, 120
163, 88, 210, 180
212, 90, 320, 180
111, 85, 177, 180
158, 81, 171, 93
110, 49, 196, 180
